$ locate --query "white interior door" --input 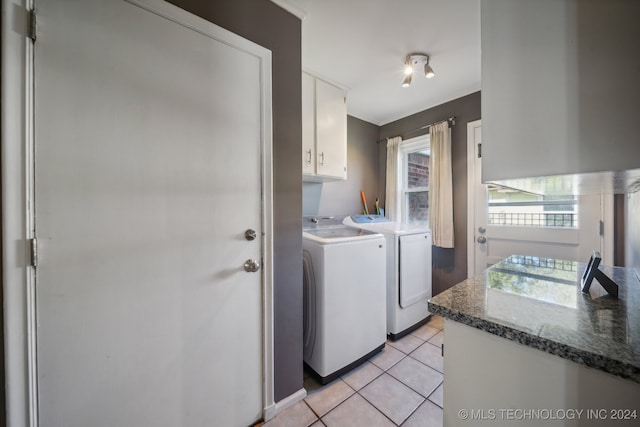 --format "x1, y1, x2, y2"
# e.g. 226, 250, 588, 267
34, 1, 271, 426
467, 120, 611, 277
